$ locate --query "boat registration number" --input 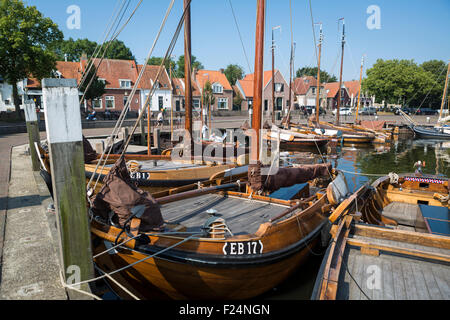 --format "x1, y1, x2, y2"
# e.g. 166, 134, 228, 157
129, 172, 151, 180
223, 241, 263, 255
